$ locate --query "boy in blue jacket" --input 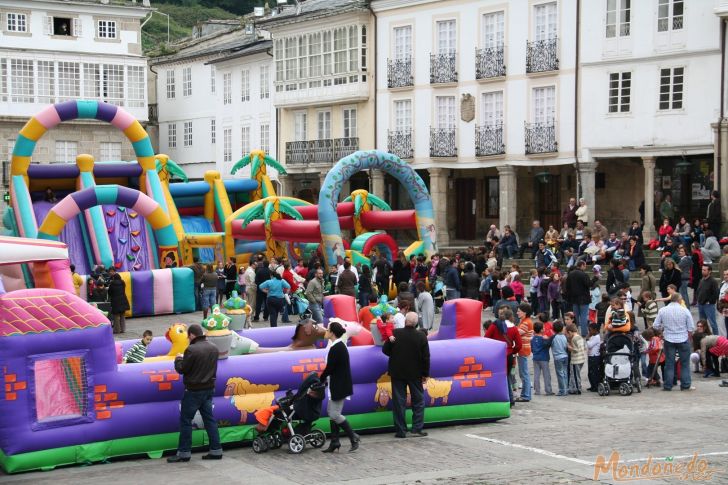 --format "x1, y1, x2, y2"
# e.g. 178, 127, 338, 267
551, 320, 569, 396
531, 321, 553, 395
